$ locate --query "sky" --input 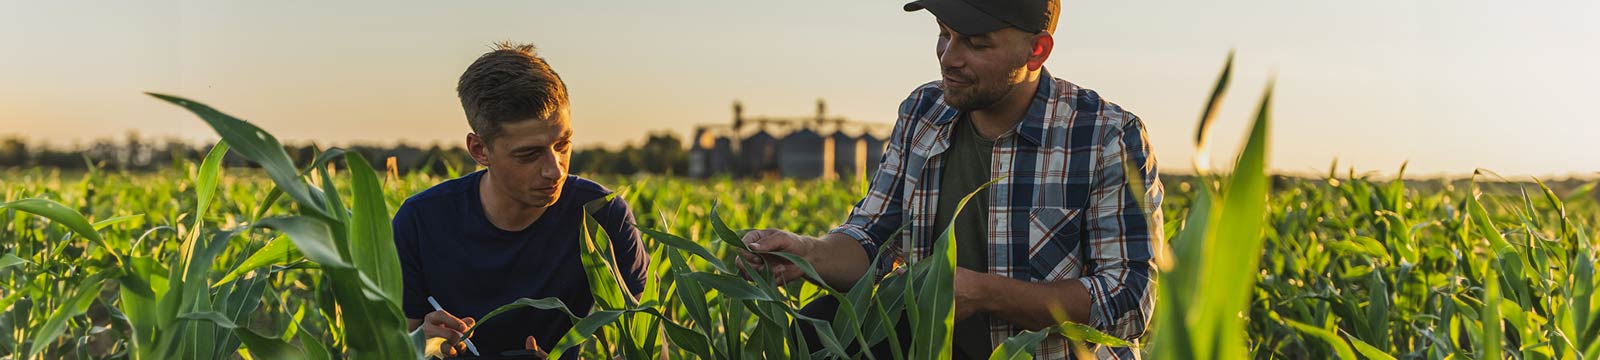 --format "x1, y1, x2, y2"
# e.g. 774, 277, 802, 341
1, 0, 1596, 178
